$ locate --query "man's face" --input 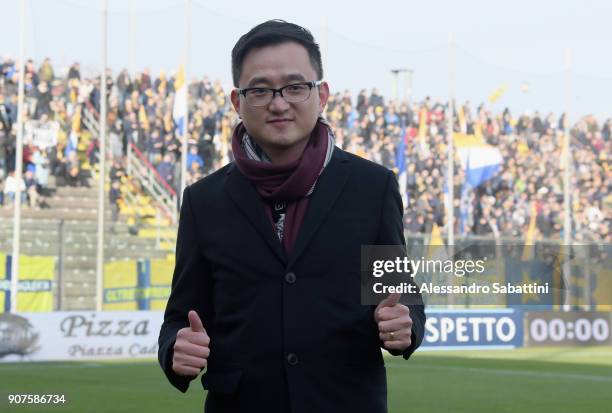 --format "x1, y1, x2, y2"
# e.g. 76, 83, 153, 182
230, 42, 329, 156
